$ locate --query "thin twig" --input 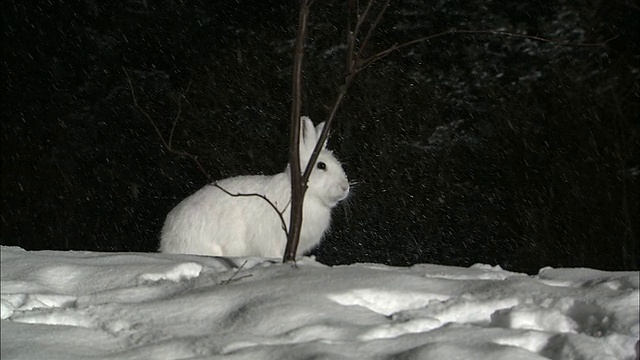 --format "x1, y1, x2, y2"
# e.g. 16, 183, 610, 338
168, 80, 192, 149
358, 29, 619, 72
346, 0, 375, 70
123, 67, 290, 237
220, 260, 253, 285
301, 0, 387, 184
123, 67, 212, 182
356, 0, 391, 66
207, 183, 290, 234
